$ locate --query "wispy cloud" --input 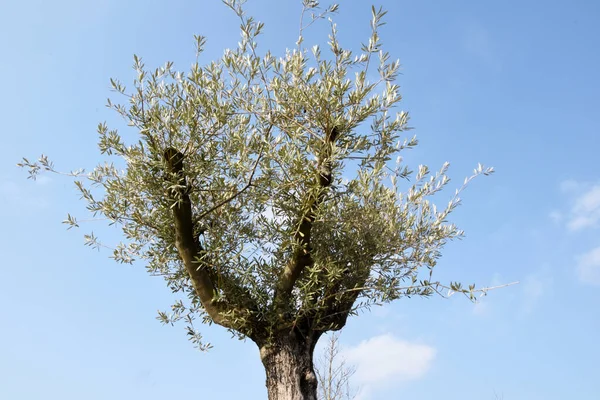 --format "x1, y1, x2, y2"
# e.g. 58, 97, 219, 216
575, 246, 600, 287
557, 180, 600, 231
472, 301, 490, 316
343, 333, 435, 394
568, 185, 600, 231
549, 210, 563, 224
559, 179, 583, 193
521, 273, 548, 315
